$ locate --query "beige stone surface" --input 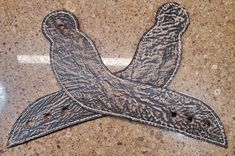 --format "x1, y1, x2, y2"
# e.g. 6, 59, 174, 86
0, 0, 234, 155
